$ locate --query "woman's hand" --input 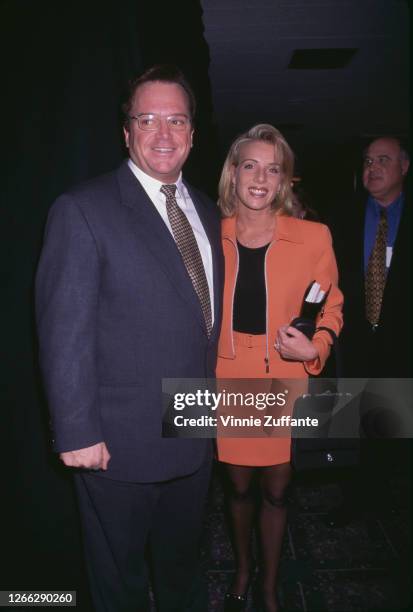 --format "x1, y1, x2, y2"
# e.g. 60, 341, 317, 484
275, 325, 319, 362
